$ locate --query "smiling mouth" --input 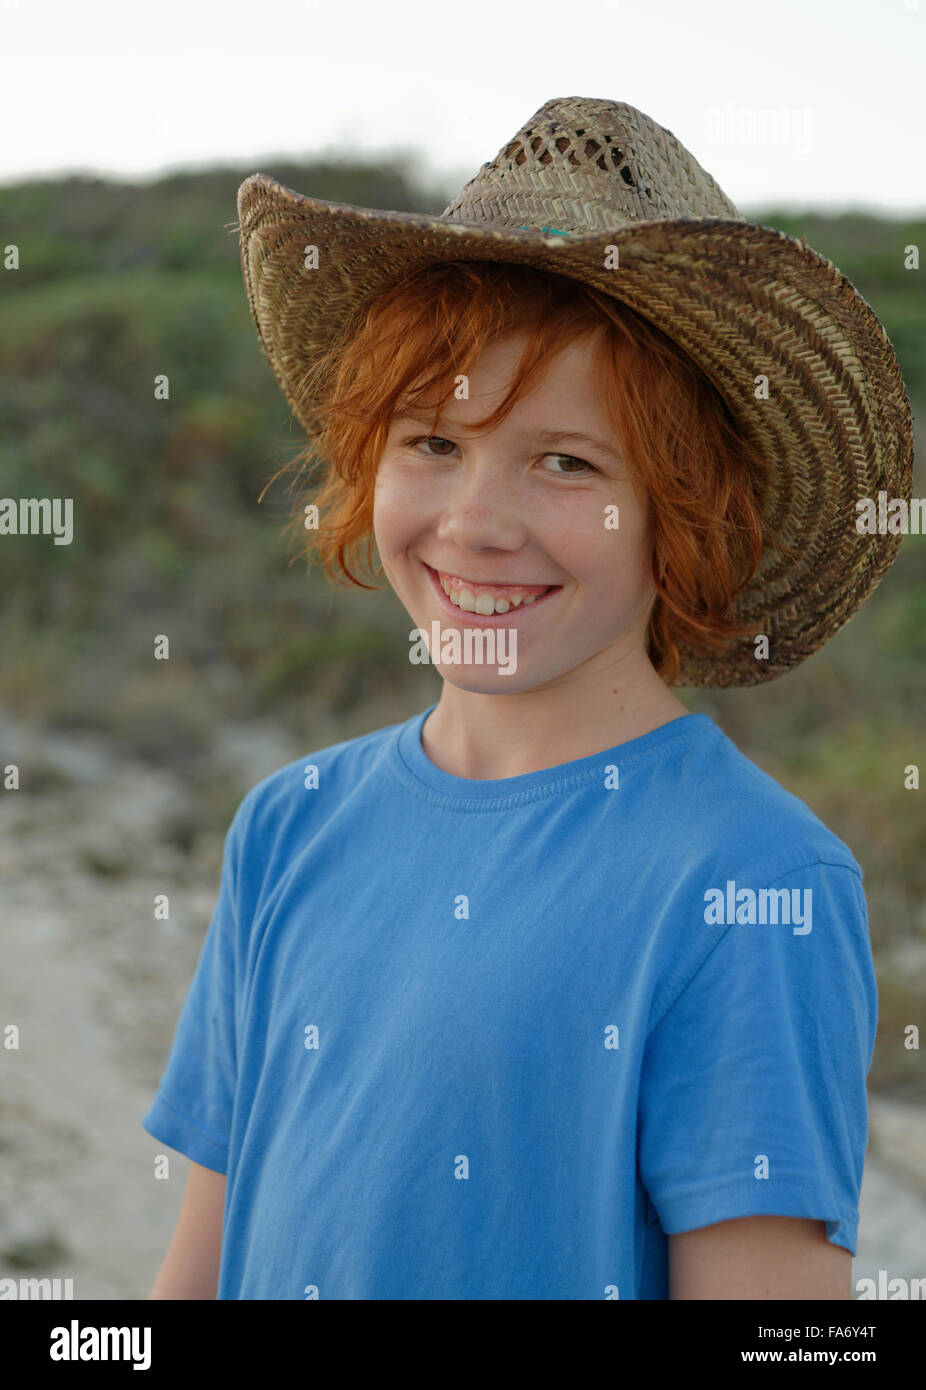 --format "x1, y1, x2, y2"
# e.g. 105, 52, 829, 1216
422, 561, 563, 619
